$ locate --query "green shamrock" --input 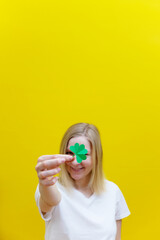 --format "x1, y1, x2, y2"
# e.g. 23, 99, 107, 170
69, 143, 88, 163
